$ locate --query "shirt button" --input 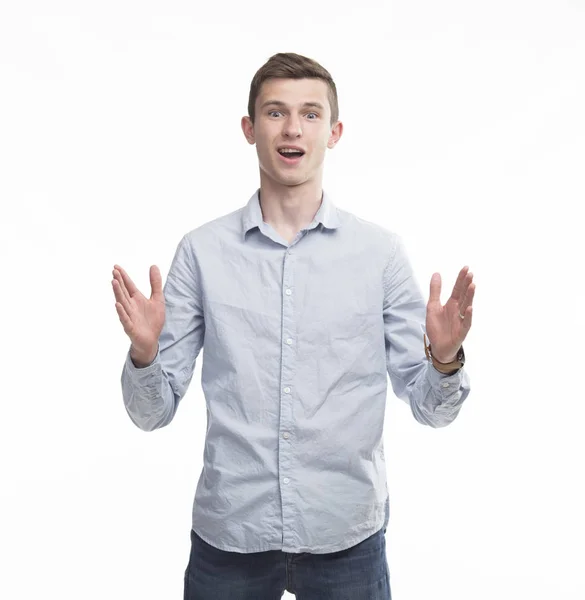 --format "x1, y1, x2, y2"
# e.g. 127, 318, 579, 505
286, 338, 293, 345
283, 477, 290, 484
441, 382, 450, 388
285, 289, 292, 295
284, 387, 291, 394
283, 432, 290, 439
